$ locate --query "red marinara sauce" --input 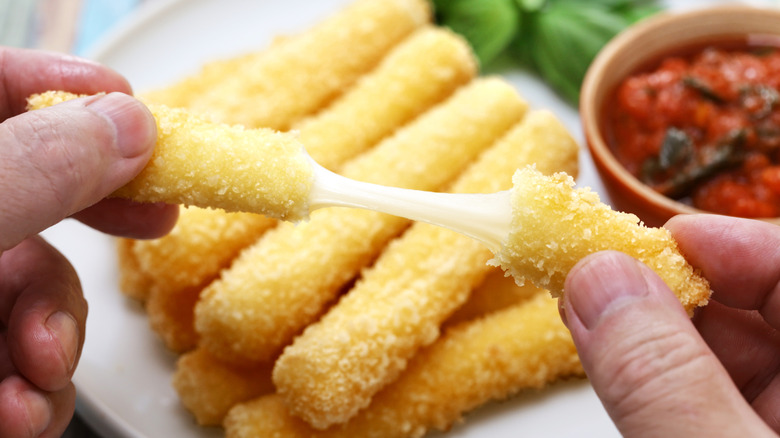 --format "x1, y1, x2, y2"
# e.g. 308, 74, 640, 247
604, 42, 780, 218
